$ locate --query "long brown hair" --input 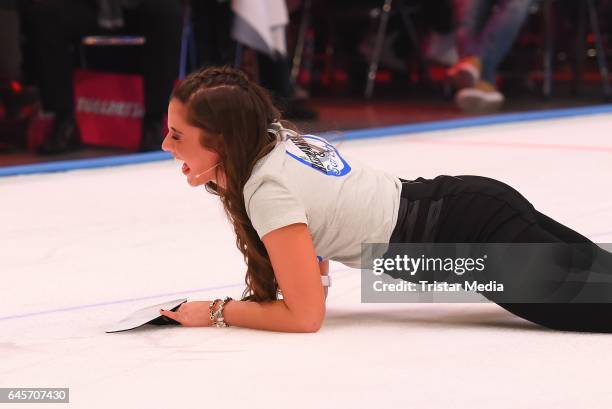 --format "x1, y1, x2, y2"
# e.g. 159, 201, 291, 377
172, 66, 293, 302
